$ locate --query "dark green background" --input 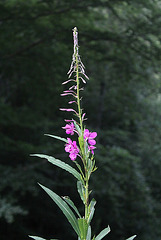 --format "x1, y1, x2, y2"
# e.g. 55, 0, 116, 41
0, 0, 161, 239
